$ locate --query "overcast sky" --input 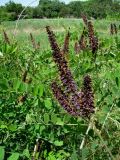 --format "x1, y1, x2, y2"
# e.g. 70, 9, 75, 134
0, 0, 86, 6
